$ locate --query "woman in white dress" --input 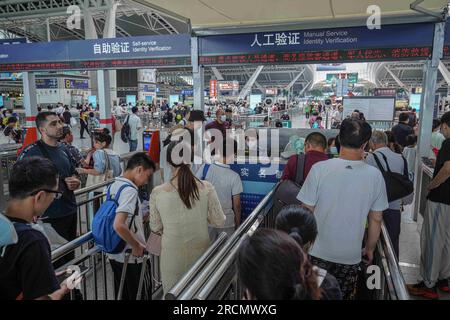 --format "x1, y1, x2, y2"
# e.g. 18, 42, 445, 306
149, 140, 225, 294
